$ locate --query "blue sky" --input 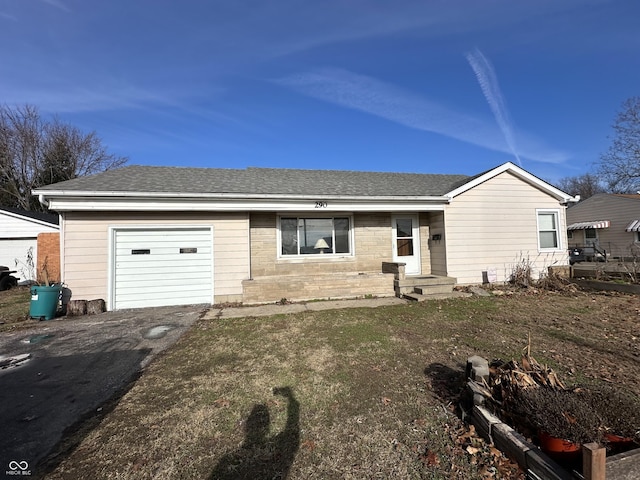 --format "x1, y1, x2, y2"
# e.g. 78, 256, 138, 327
1, 0, 638, 183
